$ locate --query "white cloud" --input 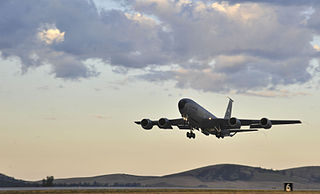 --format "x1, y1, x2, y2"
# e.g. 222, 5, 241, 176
211, 1, 240, 16
124, 12, 157, 25
176, 0, 192, 7
38, 24, 65, 45
314, 44, 320, 51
